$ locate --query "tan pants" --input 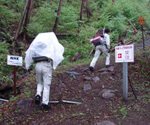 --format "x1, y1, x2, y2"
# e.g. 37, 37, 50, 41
35, 61, 52, 105
90, 45, 110, 68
